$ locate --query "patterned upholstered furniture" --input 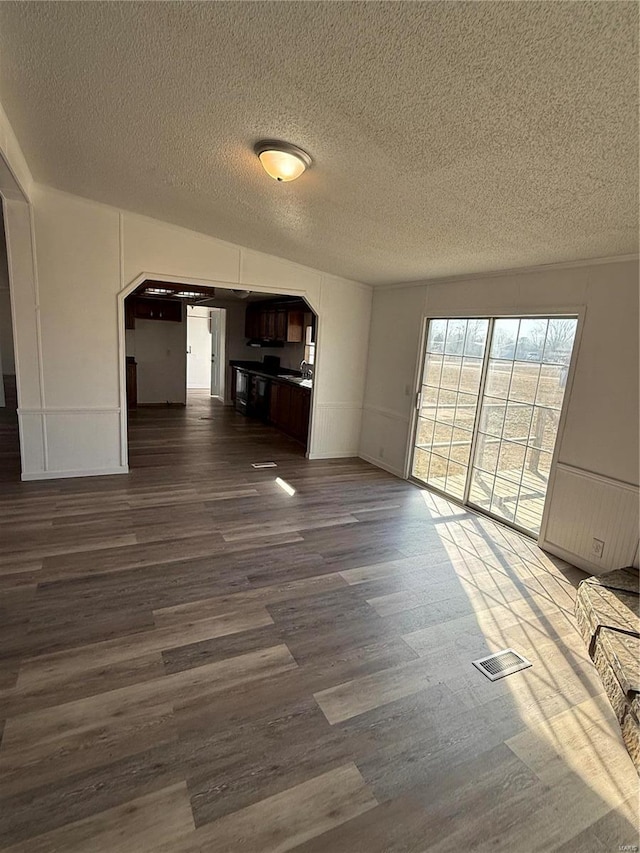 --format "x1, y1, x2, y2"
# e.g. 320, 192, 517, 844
575, 567, 640, 772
